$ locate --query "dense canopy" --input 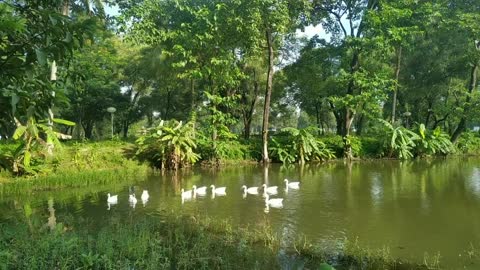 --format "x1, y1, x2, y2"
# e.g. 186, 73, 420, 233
1, 0, 480, 170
